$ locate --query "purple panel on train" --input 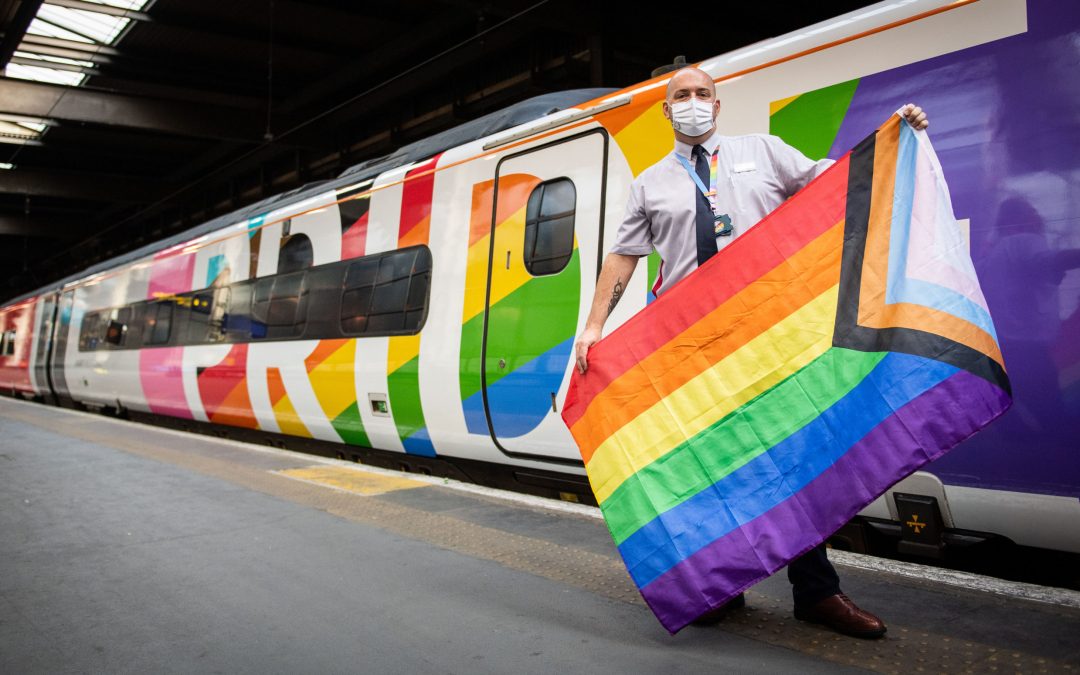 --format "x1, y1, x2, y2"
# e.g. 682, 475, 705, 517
828, 0, 1080, 497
